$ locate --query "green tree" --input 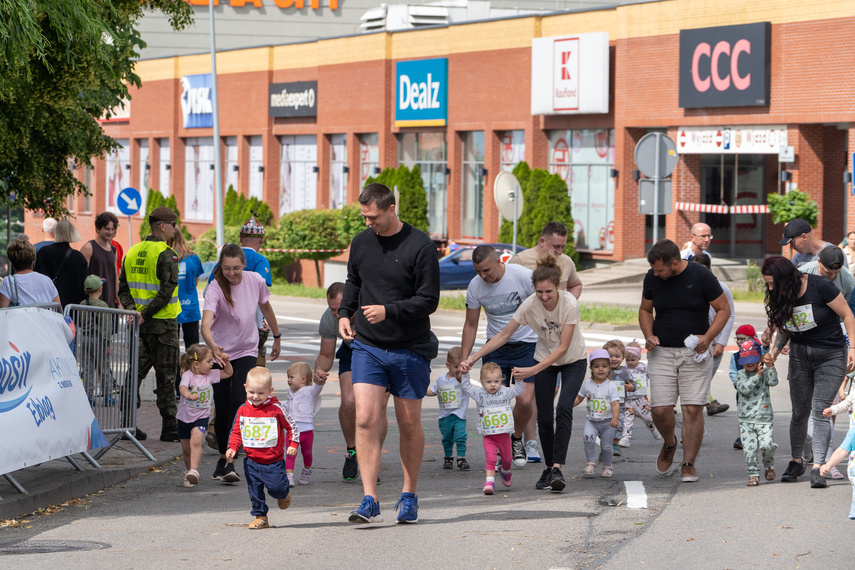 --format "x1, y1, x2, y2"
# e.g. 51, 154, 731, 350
366, 165, 429, 233
0, 1, 193, 217
767, 189, 818, 226
498, 162, 578, 265
139, 189, 190, 242
222, 186, 274, 227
